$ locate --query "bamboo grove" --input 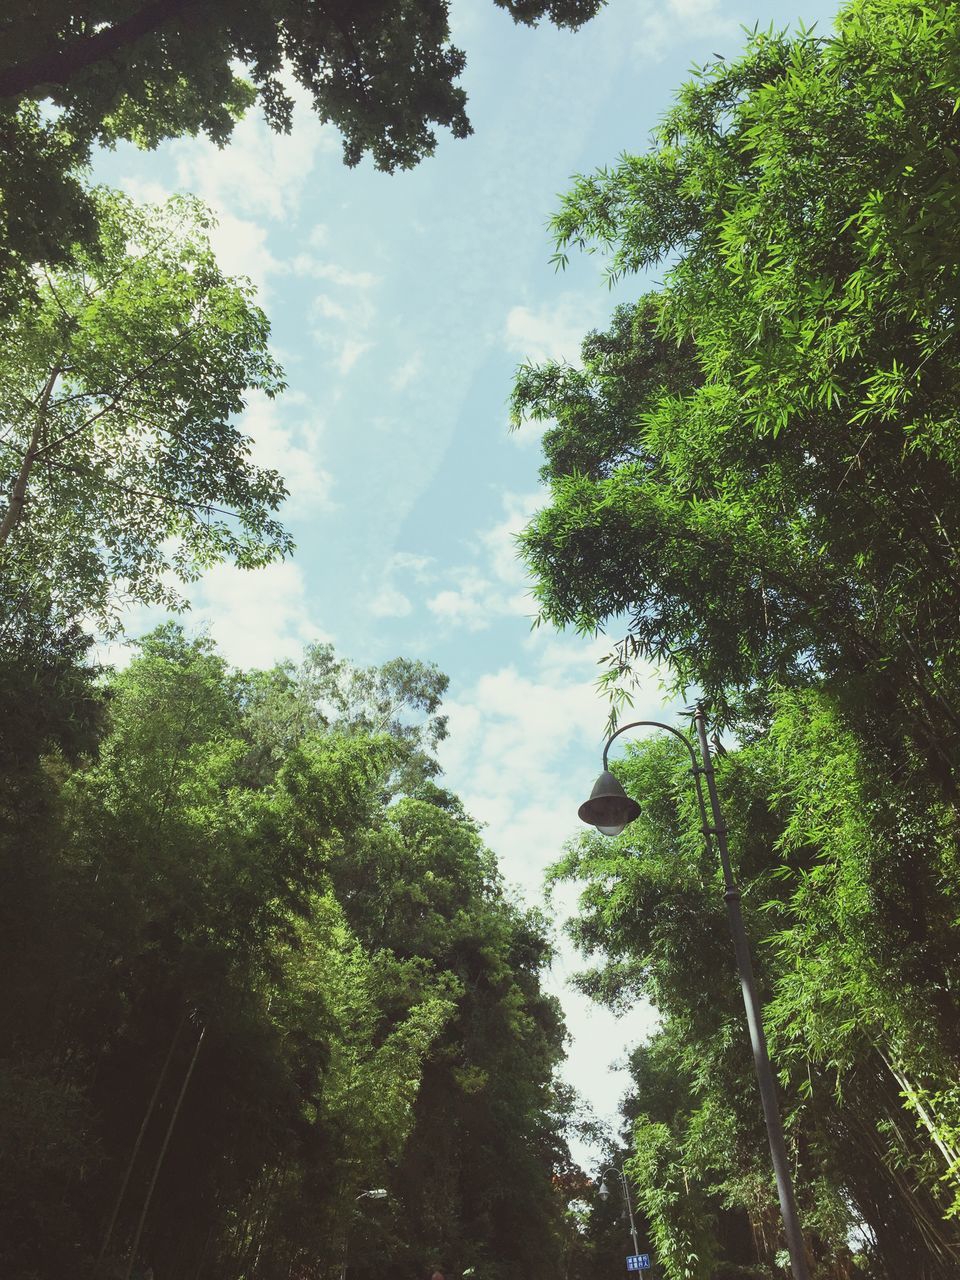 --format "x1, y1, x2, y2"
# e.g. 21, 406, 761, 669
515, 1, 960, 1275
